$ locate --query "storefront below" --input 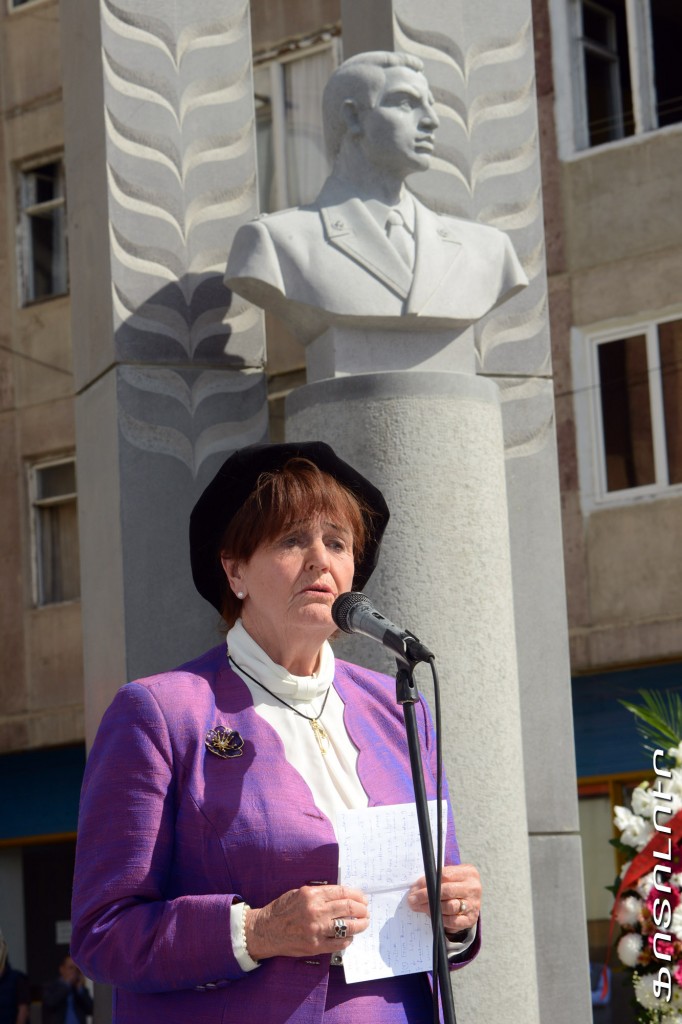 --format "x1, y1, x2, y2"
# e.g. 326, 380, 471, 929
0, 744, 85, 1008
